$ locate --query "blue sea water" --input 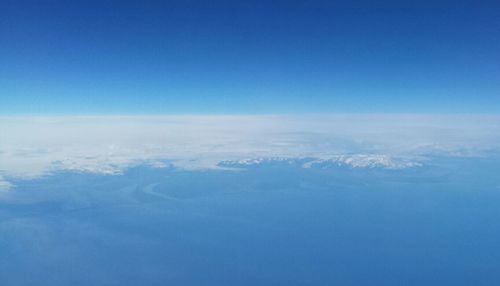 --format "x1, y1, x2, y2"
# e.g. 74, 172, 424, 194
1, 156, 500, 285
